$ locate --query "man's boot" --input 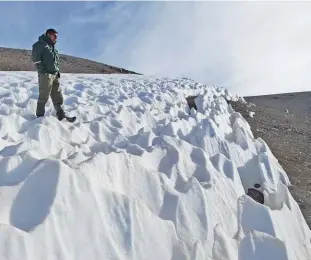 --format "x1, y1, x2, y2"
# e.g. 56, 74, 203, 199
56, 110, 76, 122
56, 110, 66, 121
